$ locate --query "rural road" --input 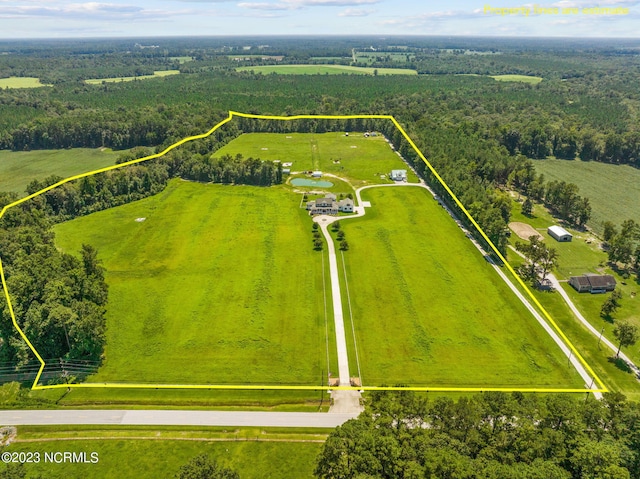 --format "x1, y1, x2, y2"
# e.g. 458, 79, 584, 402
0, 410, 358, 428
